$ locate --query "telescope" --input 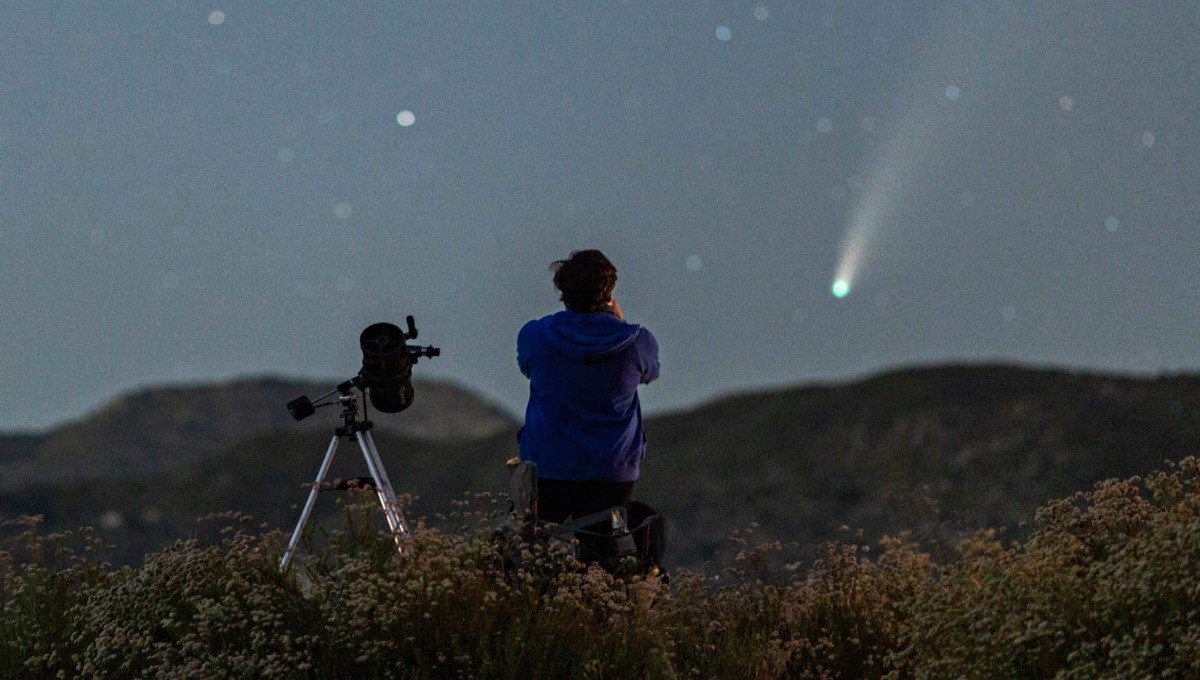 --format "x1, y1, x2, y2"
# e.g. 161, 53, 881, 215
286, 315, 440, 421
279, 315, 440, 571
